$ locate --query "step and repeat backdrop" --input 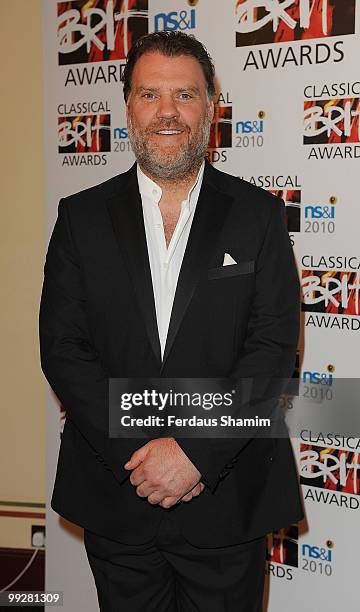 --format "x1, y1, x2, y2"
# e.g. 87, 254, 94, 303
42, 1, 359, 610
